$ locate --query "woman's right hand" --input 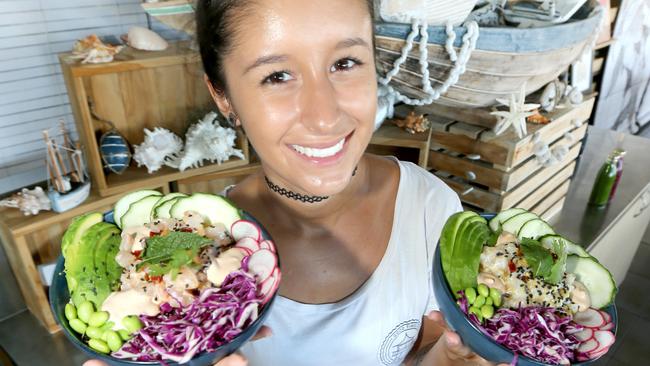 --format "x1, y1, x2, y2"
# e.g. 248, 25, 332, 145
82, 326, 272, 366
